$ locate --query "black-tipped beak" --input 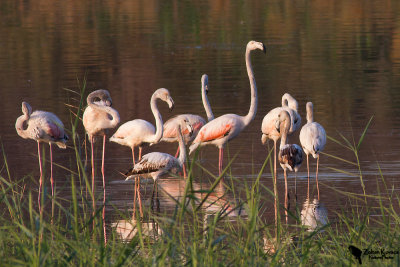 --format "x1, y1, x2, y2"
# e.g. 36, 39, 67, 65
206, 85, 209, 95
262, 43, 266, 54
